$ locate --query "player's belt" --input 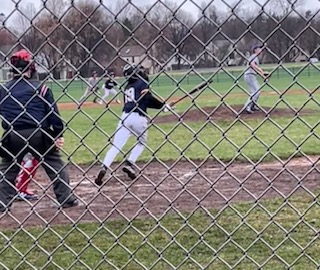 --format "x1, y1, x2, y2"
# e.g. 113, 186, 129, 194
124, 110, 147, 117
245, 73, 256, 76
